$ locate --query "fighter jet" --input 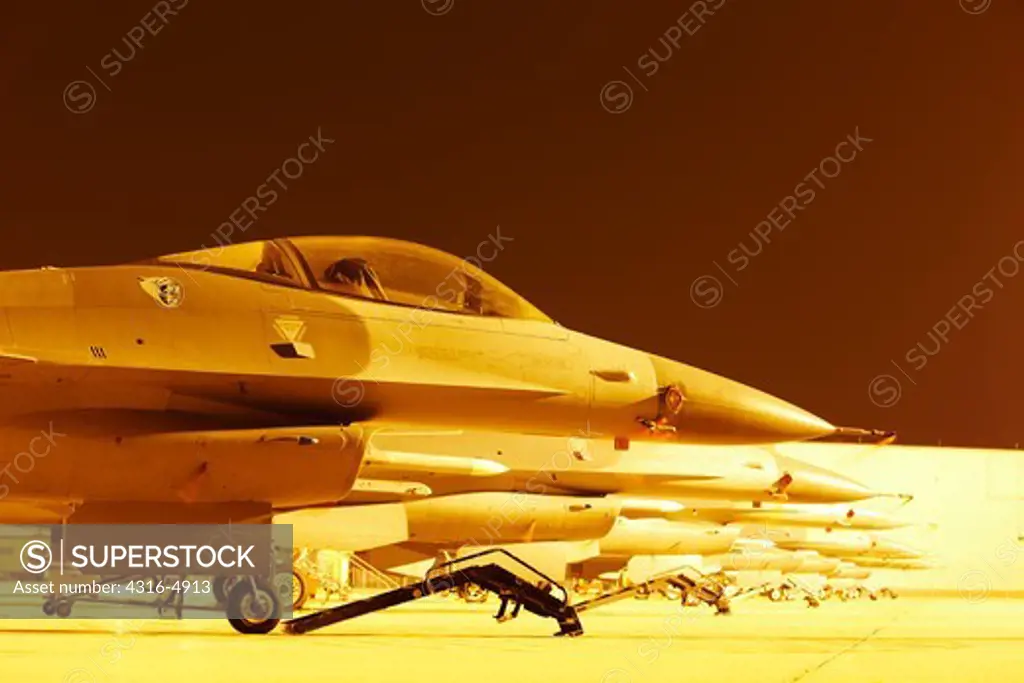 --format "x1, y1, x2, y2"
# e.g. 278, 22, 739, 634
827, 561, 873, 581
675, 499, 924, 607
670, 502, 911, 531
344, 429, 877, 504
273, 435, 879, 619
722, 525, 925, 600
837, 538, 927, 562
276, 432, 877, 566
0, 236, 834, 632
846, 557, 937, 570
559, 498, 900, 600
279, 440, 896, 630
0, 236, 836, 525
761, 527, 924, 561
